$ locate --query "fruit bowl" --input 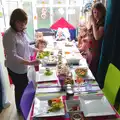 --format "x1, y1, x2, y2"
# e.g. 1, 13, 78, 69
75, 68, 87, 77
